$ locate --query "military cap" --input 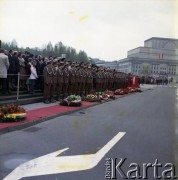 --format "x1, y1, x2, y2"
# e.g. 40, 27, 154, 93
53, 59, 58, 63
59, 60, 64, 64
